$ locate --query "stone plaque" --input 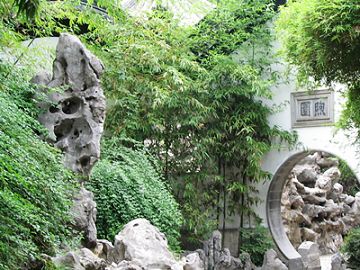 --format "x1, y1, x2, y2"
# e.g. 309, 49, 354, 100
291, 90, 334, 128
